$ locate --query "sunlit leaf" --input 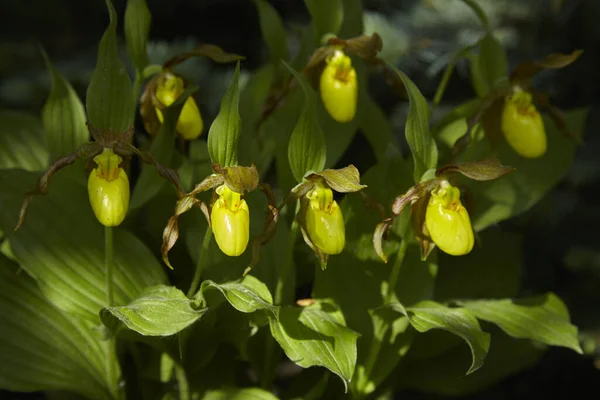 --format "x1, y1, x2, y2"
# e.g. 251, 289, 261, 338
460, 293, 582, 353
